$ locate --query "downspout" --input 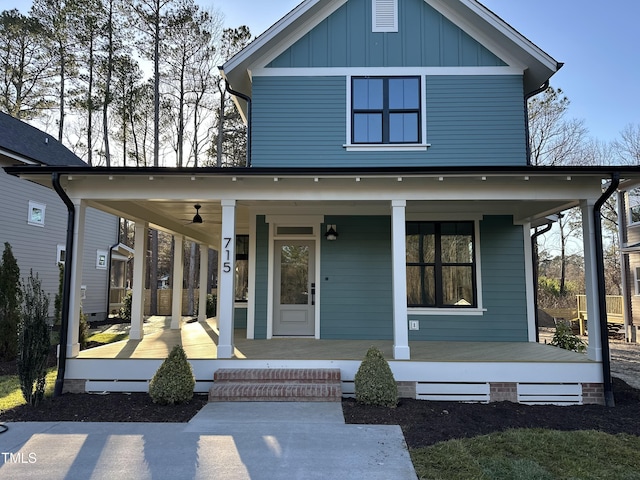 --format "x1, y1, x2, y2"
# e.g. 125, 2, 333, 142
52, 173, 74, 397
531, 219, 554, 342
224, 80, 252, 167
524, 80, 550, 166
594, 173, 620, 407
